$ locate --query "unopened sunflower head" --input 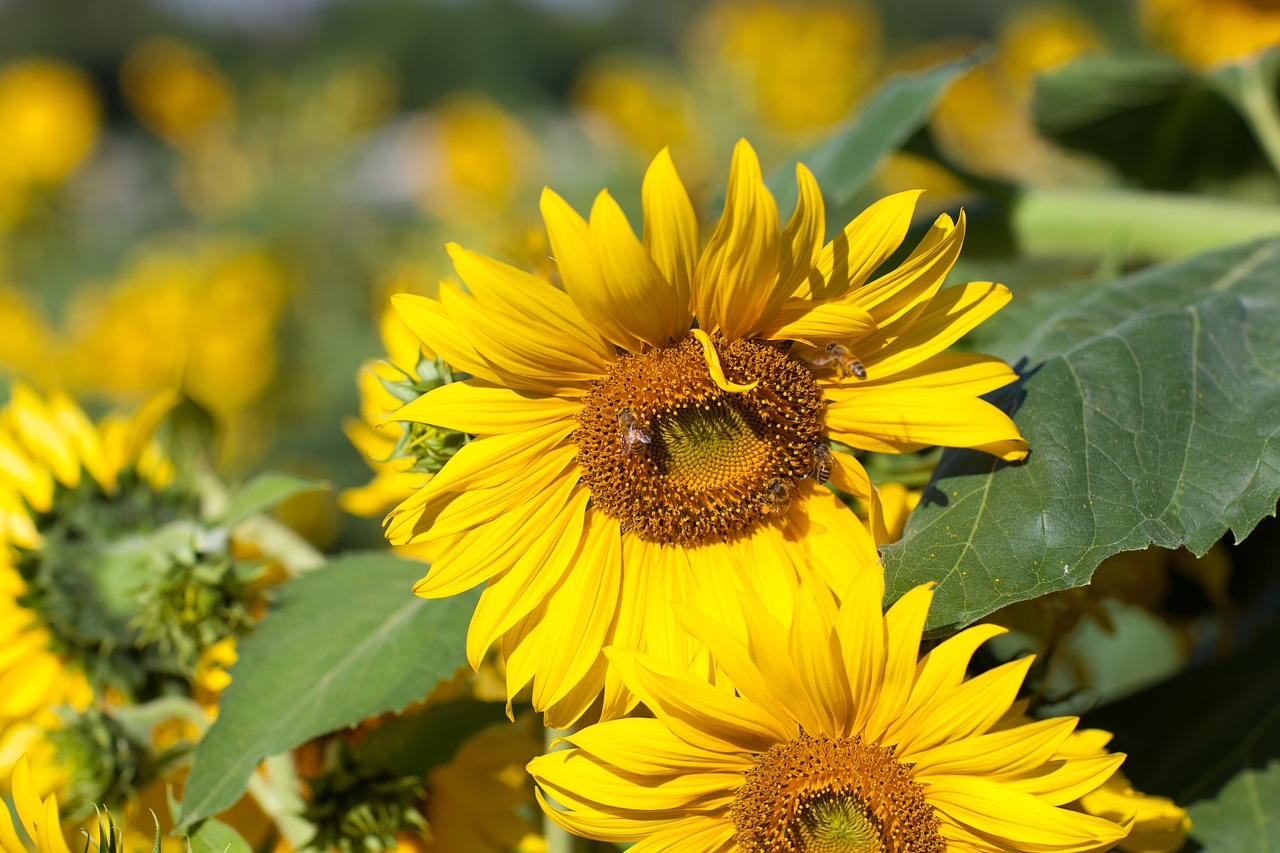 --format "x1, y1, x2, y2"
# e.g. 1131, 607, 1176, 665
385, 139, 1027, 726
529, 569, 1133, 853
